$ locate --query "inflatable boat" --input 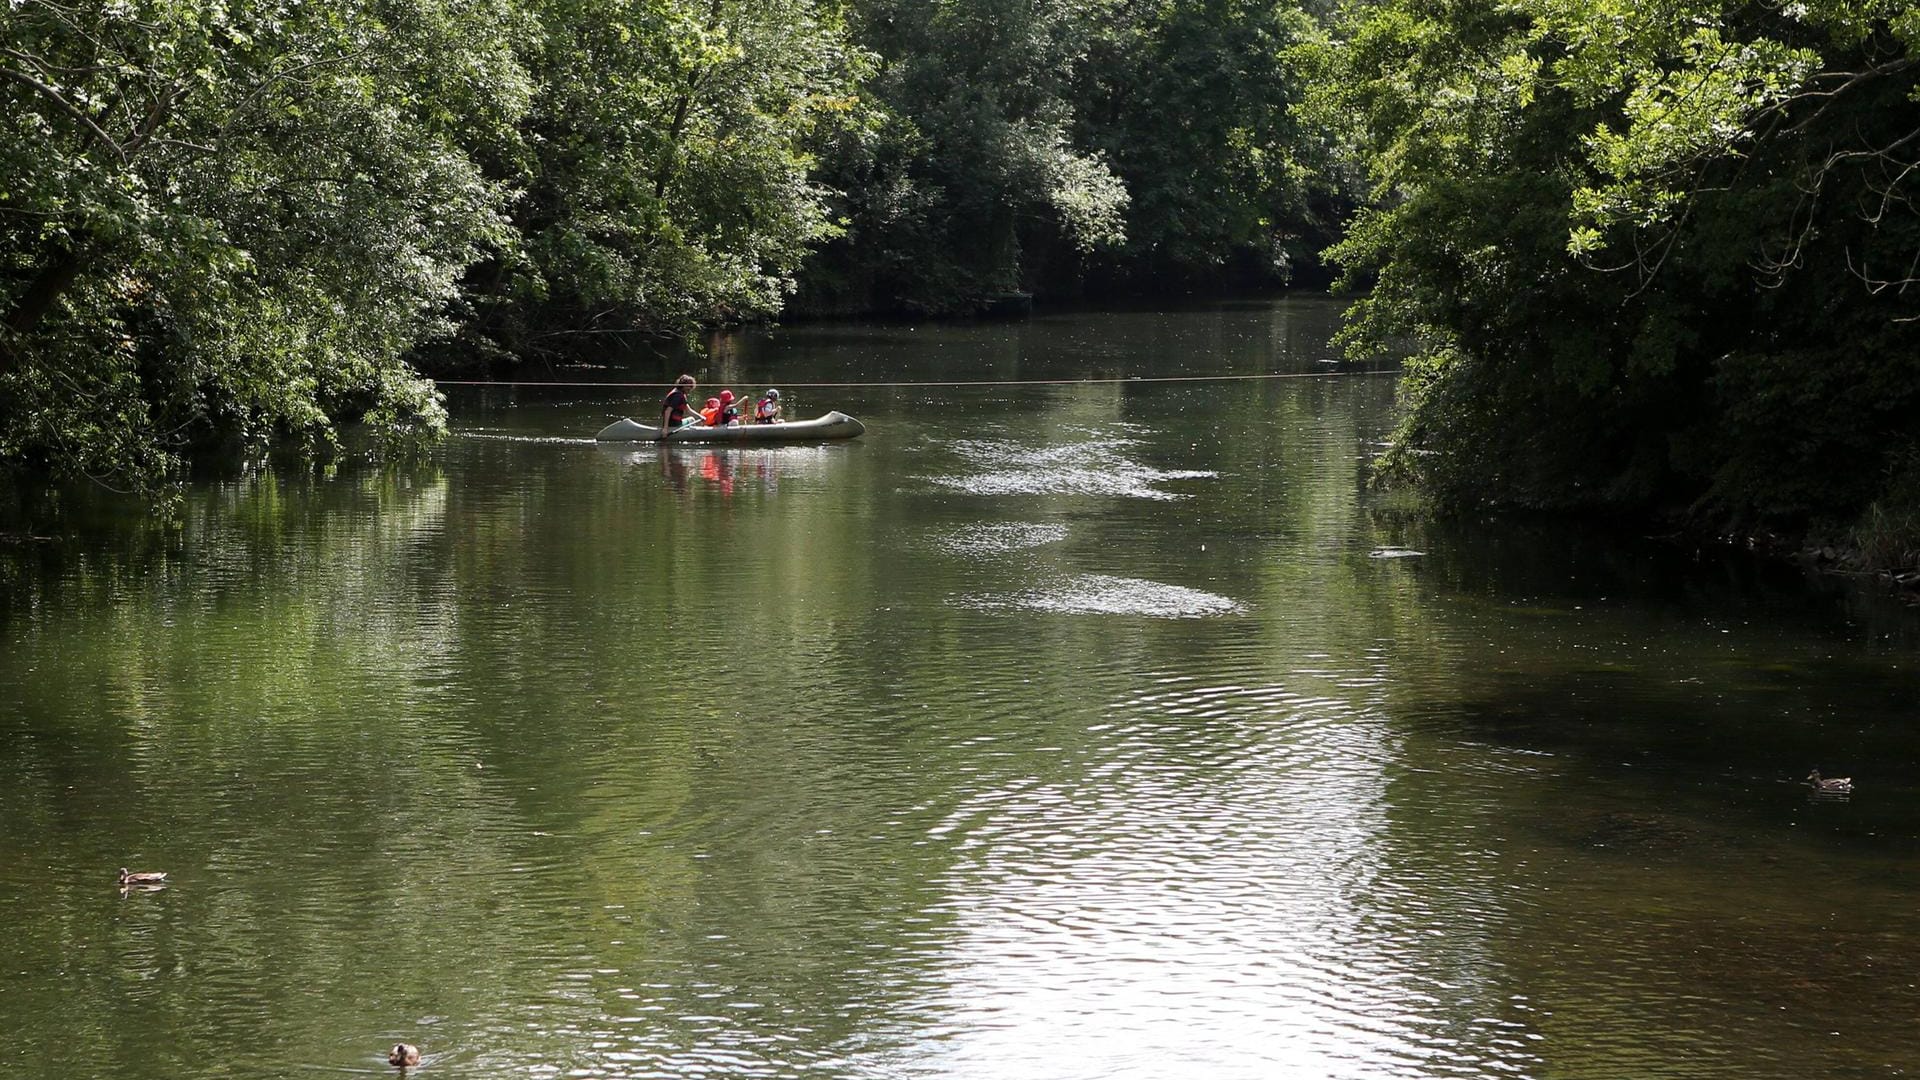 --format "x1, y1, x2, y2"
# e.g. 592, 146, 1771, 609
595, 411, 865, 443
